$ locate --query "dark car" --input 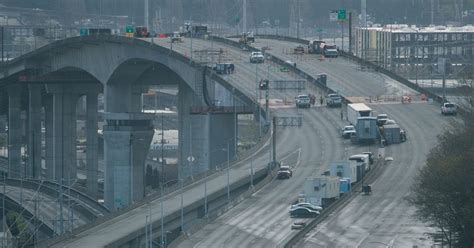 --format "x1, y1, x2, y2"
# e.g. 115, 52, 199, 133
289, 207, 320, 218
